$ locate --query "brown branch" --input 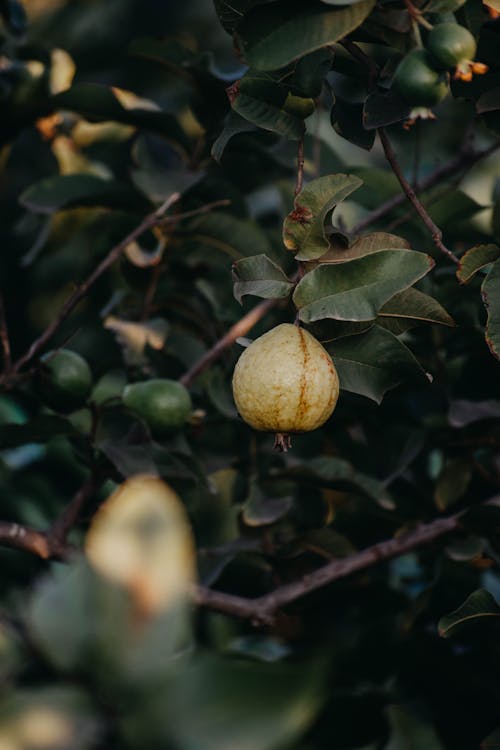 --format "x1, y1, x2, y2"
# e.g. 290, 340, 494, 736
179, 298, 276, 388
5, 194, 181, 382
294, 130, 305, 198
0, 522, 52, 559
353, 136, 500, 237
0, 294, 11, 372
192, 514, 459, 624
378, 128, 459, 264
49, 471, 103, 549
